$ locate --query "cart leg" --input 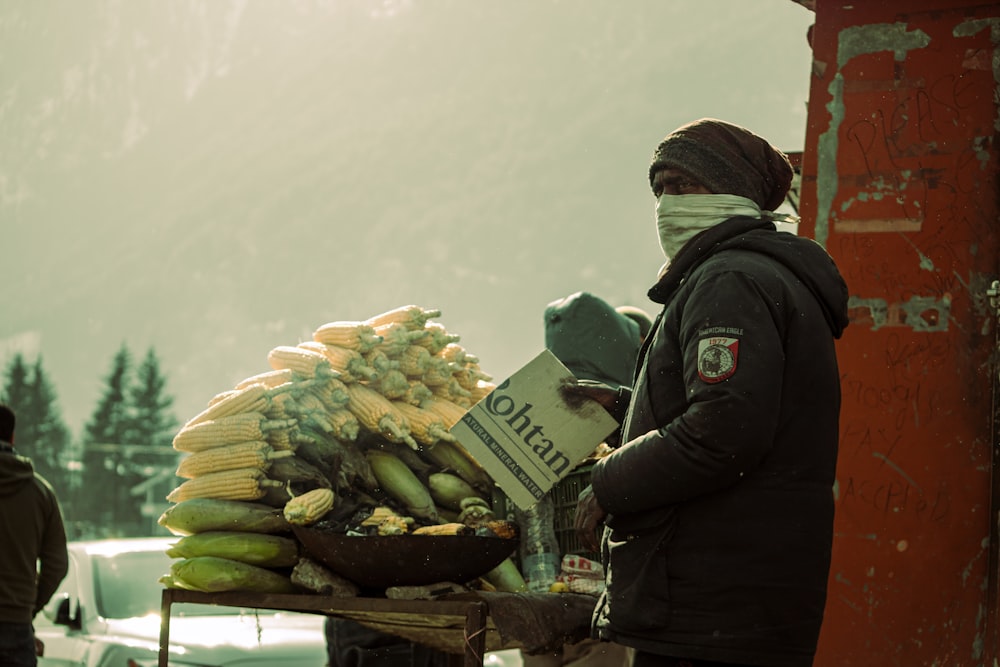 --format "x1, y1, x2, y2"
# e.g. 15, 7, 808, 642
463, 601, 488, 667
158, 589, 172, 667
